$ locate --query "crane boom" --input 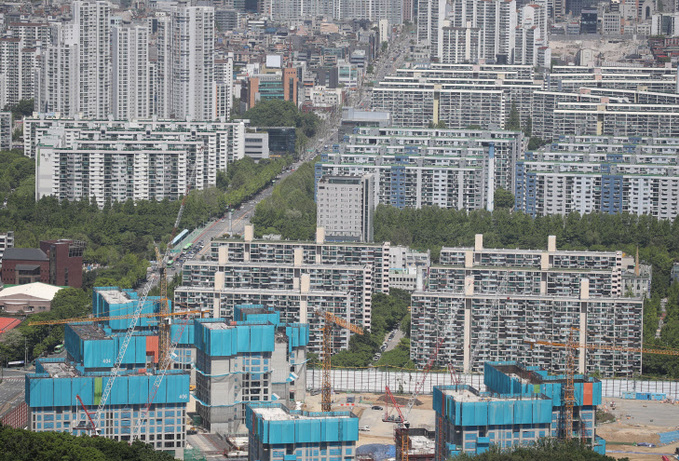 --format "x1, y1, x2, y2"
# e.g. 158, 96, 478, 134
28, 310, 202, 326
524, 338, 679, 357
94, 275, 156, 431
